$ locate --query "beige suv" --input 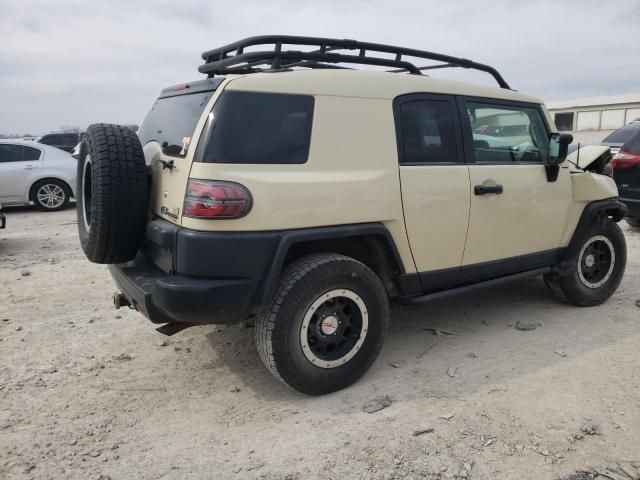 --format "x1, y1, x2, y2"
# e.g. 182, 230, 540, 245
76, 36, 627, 395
